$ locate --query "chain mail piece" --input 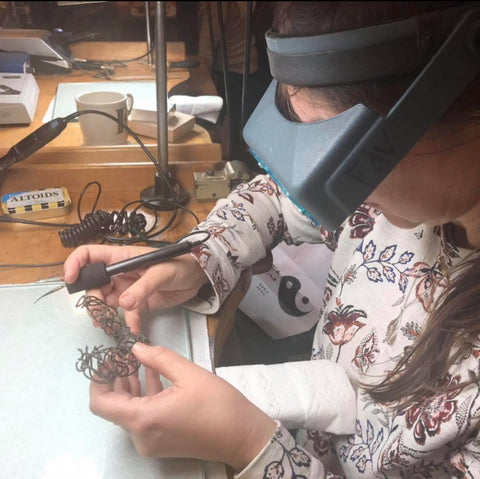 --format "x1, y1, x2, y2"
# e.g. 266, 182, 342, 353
75, 295, 149, 384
